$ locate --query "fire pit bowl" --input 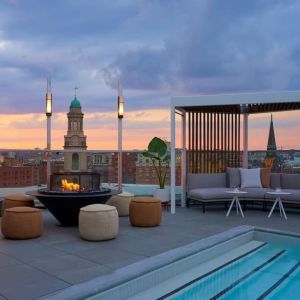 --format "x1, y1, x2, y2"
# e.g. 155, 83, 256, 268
27, 172, 118, 226
28, 188, 117, 226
